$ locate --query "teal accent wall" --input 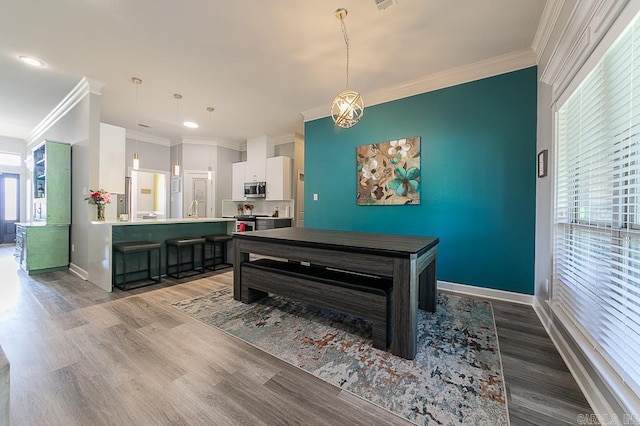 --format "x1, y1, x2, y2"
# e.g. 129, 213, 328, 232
304, 67, 537, 294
